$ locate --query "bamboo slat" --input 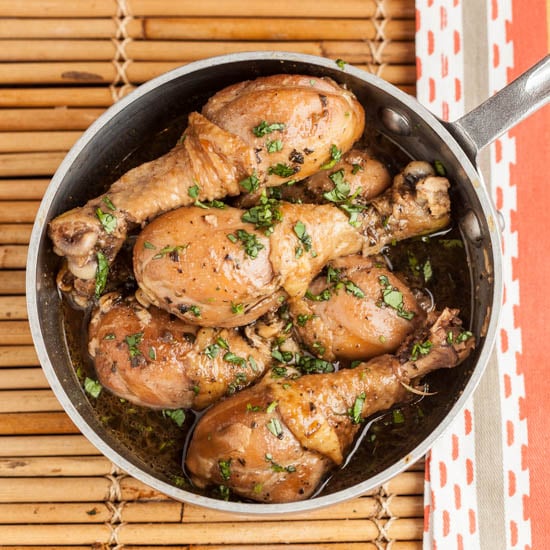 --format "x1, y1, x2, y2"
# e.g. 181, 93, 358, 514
0, 270, 26, 294
0, 39, 416, 64
0, 88, 120, 108
0, 495, 422, 524
0, 60, 415, 86
0, 0, 416, 19
0, 202, 40, 222
0, 109, 103, 131
0, 245, 28, 269
0, 17, 414, 41
0, 367, 47, 389
0, 224, 33, 244
0, 345, 39, 367
0, 412, 79, 435
0, 455, 112, 476
0, 18, 137, 39
0, 543, 415, 550
0, 84, 415, 109
189, 545, 422, 550
0, 321, 32, 345
0, 132, 79, 153
135, 17, 415, 42
0, 296, 27, 319
0, 435, 100, 456
0, 389, 63, 413
0, 153, 65, 177
0, 181, 49, 200
0, 518, 423, 545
